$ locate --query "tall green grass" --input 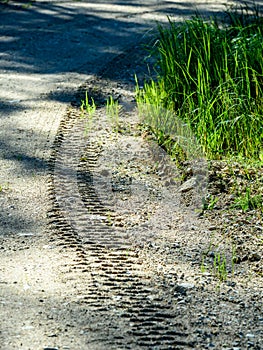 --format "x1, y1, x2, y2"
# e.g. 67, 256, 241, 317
136, 8, 263, 159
